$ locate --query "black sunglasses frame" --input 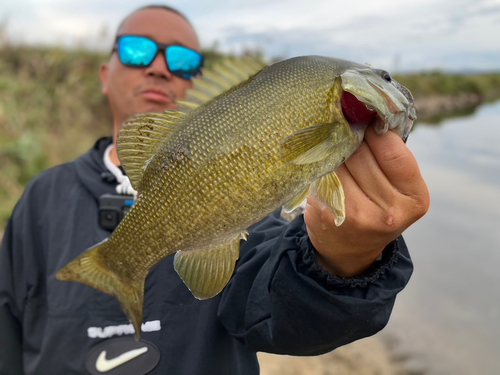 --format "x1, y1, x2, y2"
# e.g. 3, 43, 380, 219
112, 35, 204, 79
